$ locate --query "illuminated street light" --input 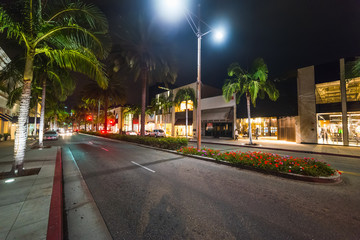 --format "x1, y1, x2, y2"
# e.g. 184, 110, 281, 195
156, 1, 226, 149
